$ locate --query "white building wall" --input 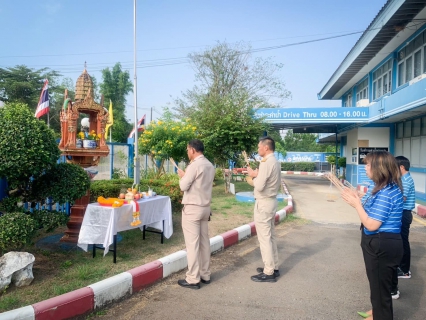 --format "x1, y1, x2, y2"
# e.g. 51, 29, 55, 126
358, 127, 390, 147
346, 129, 358, 165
